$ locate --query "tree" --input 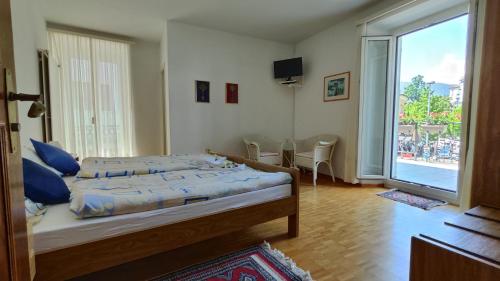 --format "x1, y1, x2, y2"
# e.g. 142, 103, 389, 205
400, 75, 462, 139
446, 105, 462, 138
402, 75, 431, 102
